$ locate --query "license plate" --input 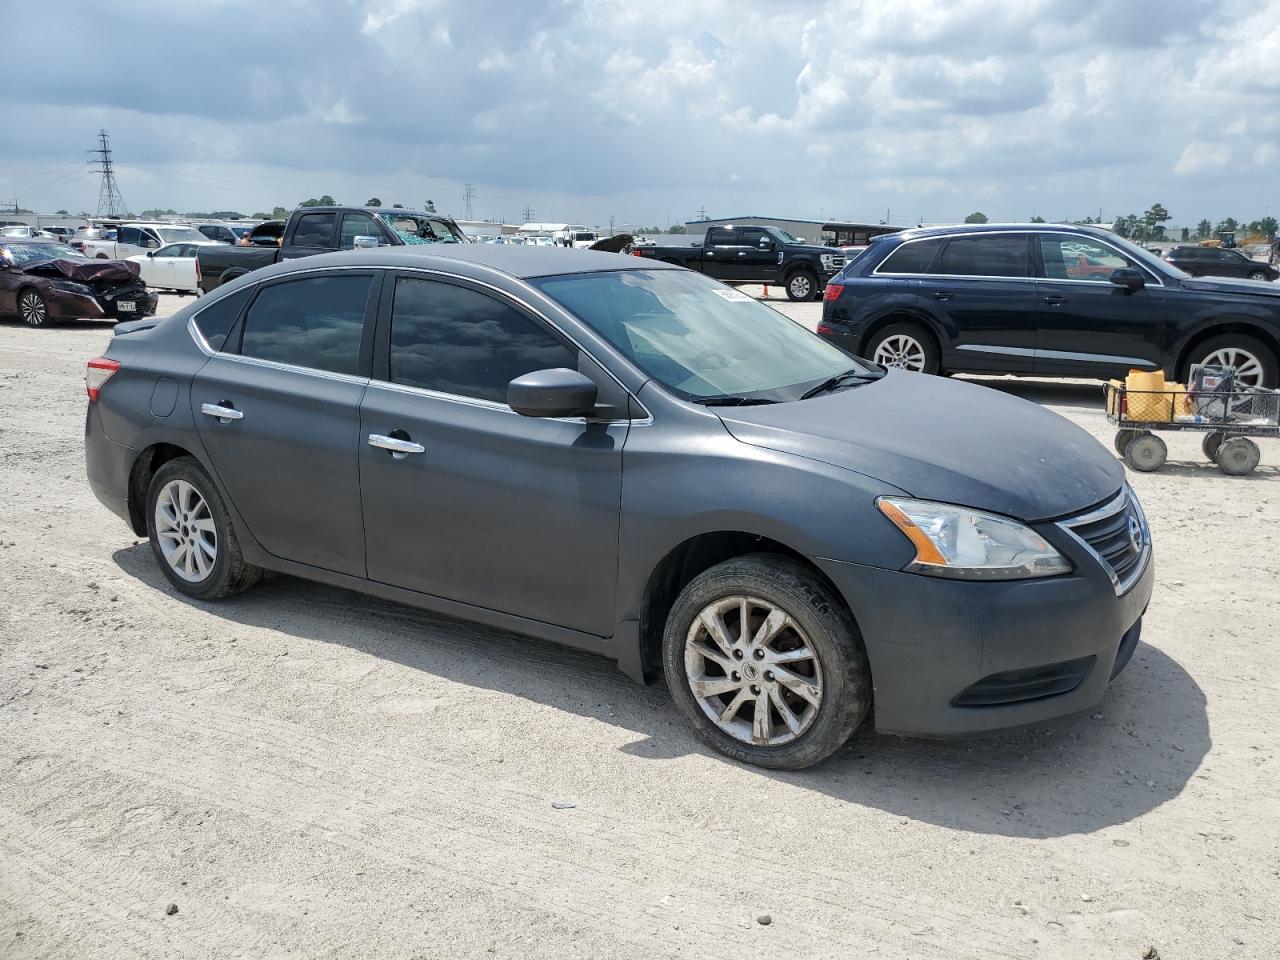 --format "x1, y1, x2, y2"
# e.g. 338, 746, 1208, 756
117, 301, 136, 313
